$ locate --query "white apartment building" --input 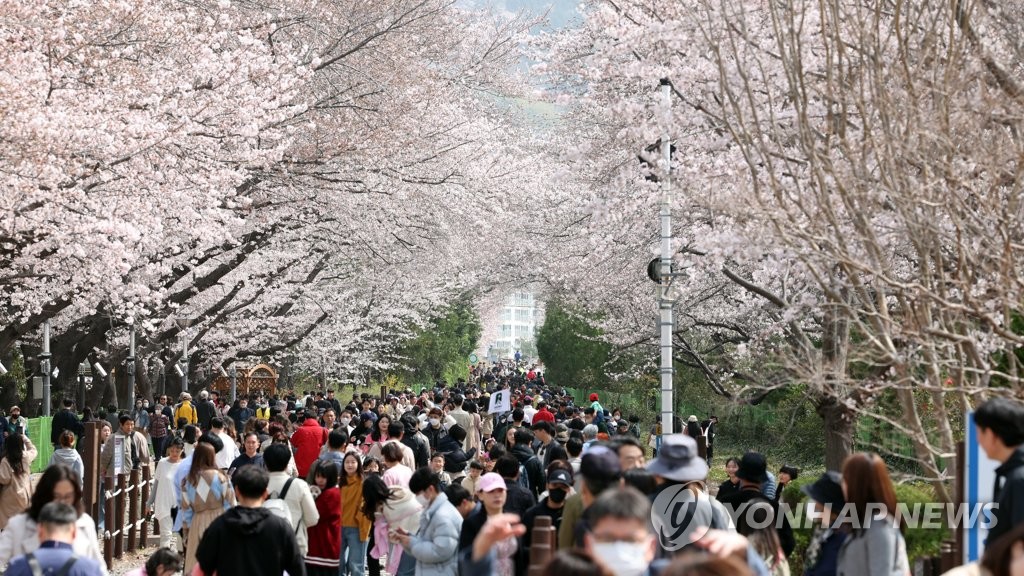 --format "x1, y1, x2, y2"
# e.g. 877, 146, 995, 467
488, 291, 542, 361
